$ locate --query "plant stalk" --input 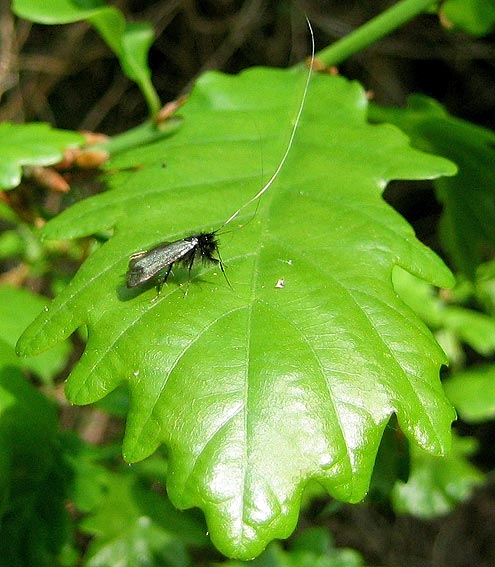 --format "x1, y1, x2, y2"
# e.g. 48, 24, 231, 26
316, 0, 438, 66
89, 117, 183, 156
